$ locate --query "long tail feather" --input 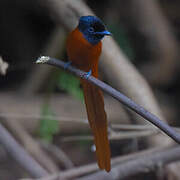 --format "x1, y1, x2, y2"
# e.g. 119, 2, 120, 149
81, 79, 111, 172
